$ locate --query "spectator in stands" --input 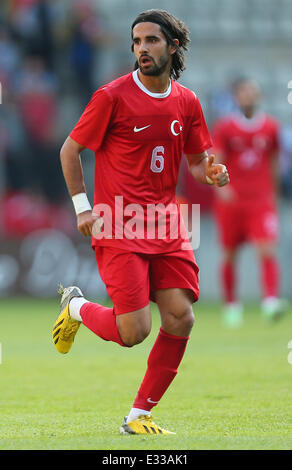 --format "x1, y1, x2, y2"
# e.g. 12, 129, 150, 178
67, 0, 107, 106
13, 54, 65, 203
0, 24, 19, 84
8, 0, 55, 70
